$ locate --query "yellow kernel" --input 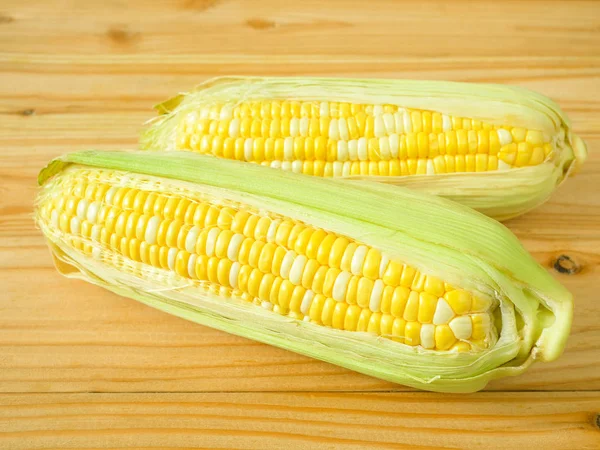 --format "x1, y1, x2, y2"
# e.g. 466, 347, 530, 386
311, 266, 329, 294
322, 268, 341, 298
444, 290, 472, 315
362, 248, 382, 280
418, 292, 438, 324
403, 291, 420, 322
332, 303, 349, 329
392, 318, 407, 343
382, 261, 403, 287
301, 259, 320, 290
356, 277, 374, 308
380, 313, 394, 337
424, 276, 445, 297
404, 322, 421, 346
321, 298, 337, 326
399, 265, 417, 287
379, 285, 394, 315
511, 127, 527, 142
356, 309, 372, 332
309, 294, 327, 323
344, 305, 362, 331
